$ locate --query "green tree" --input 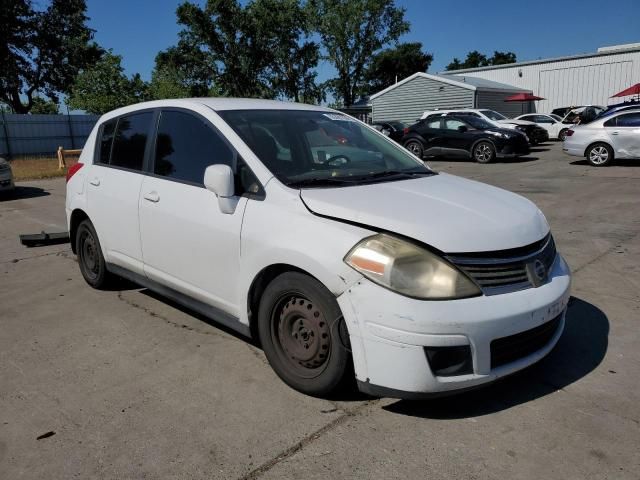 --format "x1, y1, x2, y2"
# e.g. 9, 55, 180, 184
0, 0, 101, 113
308, 0, 409, 106
362, 42, 432, 94
446, 50, 517, 71
162, 0, 322, 101
489, 50, 517, 65
30, 96, 59, 114
149, 41, 215, 100
67, 51, 148, 114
